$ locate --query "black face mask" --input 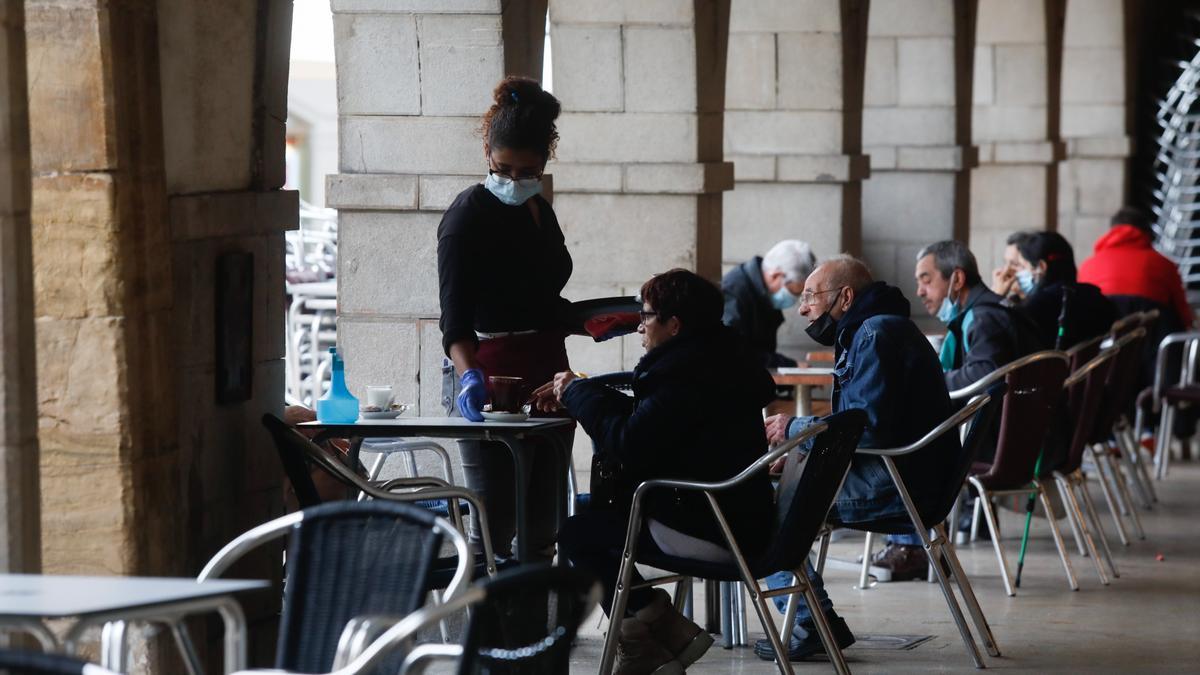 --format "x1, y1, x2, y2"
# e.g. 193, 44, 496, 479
805, 311, 838, 346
